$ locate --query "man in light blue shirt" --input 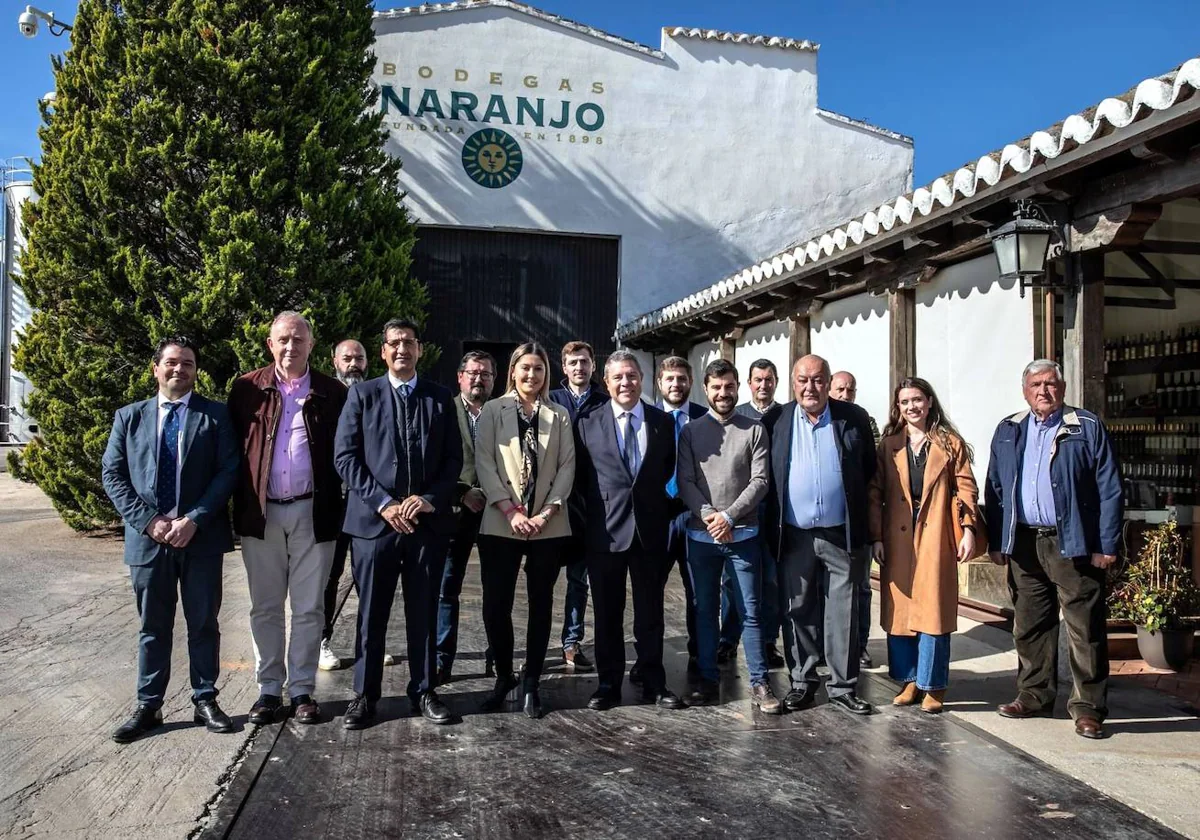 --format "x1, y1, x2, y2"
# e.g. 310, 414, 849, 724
769, 355, 877, 717
1017, 409, 1062, 527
